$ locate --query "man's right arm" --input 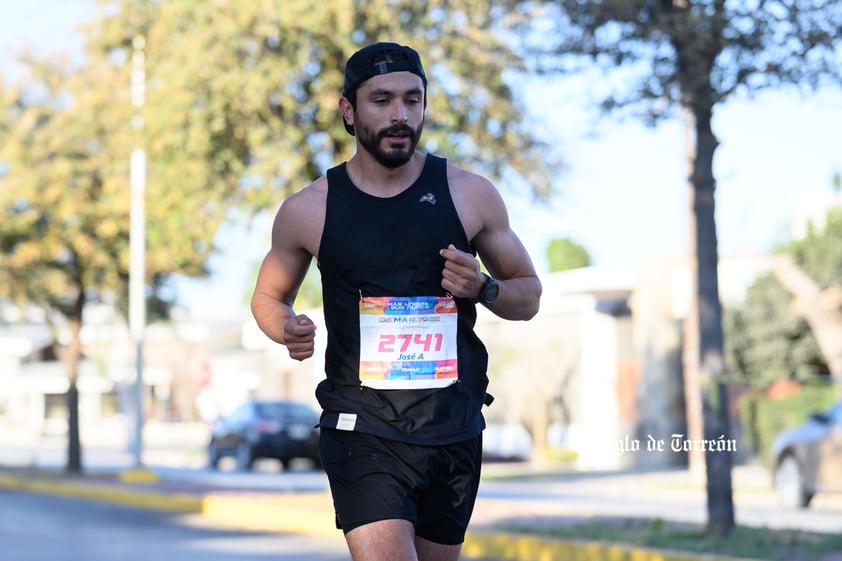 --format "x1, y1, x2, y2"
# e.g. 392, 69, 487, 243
250, 192, 319, 360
